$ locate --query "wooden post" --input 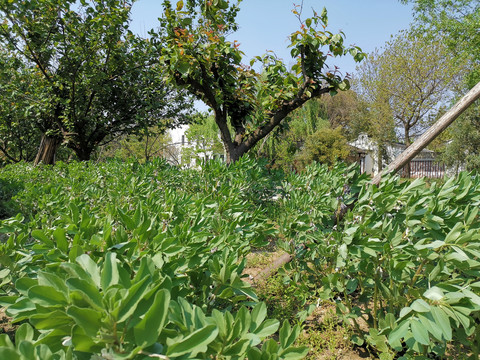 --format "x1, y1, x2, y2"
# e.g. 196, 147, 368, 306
371, 82, 480, 186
